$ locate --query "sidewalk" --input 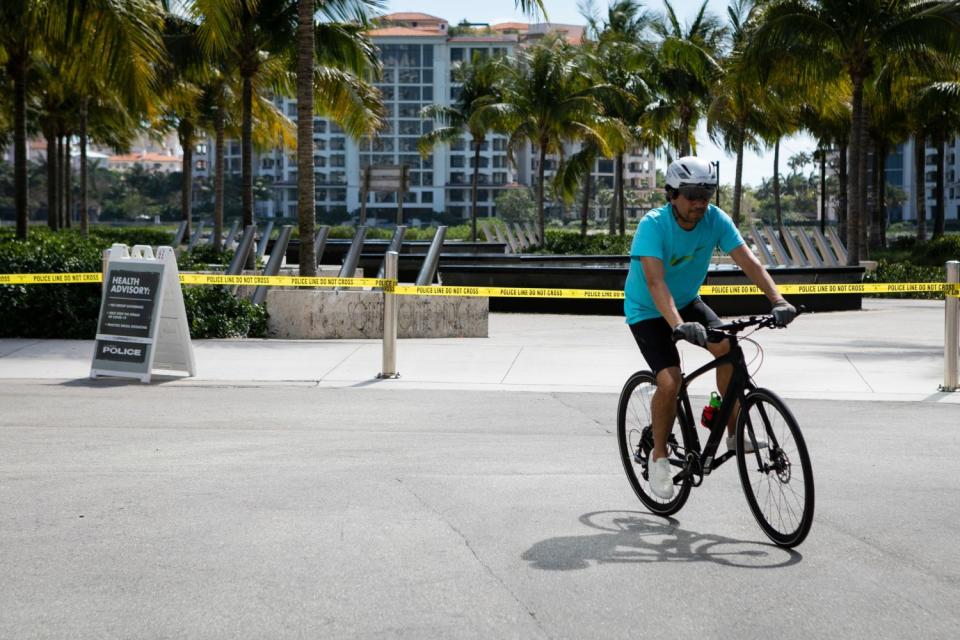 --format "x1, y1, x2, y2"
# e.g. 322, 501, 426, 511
0, 298, 956, 403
